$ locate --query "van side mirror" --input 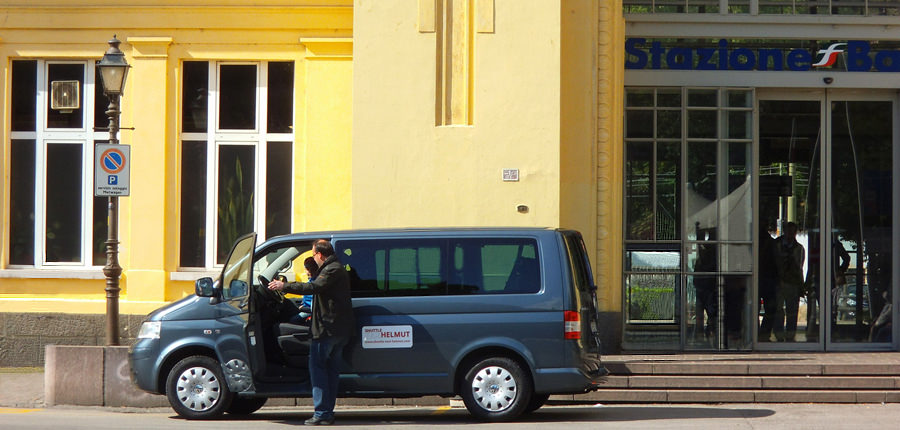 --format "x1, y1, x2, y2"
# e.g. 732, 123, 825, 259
195, 277, 215, 297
